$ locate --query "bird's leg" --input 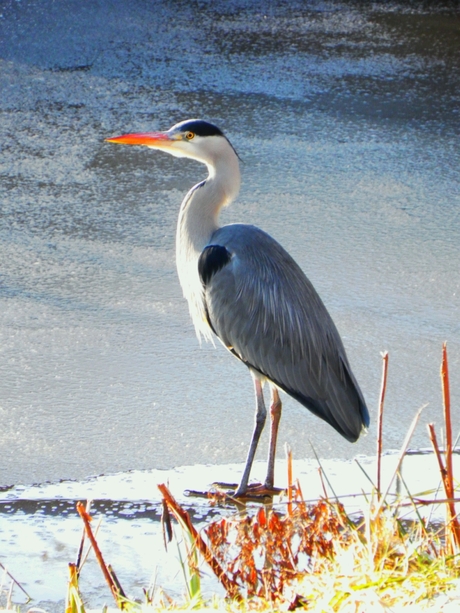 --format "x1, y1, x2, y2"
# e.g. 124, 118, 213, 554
234, 377, 266, 497
264, 386, 282, 489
